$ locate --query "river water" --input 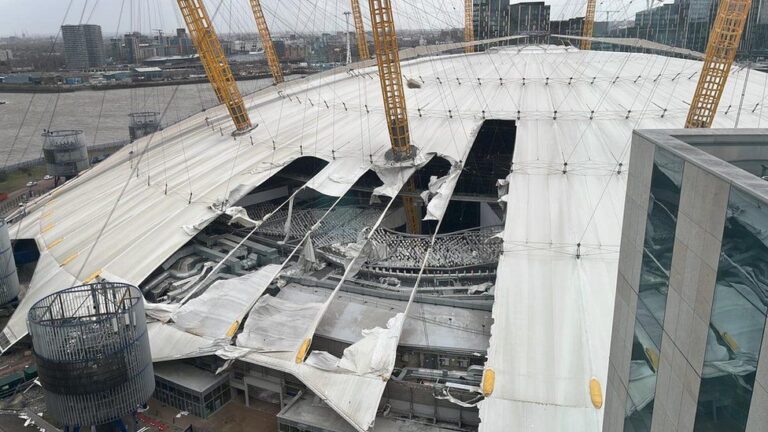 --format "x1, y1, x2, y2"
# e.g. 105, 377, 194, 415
0, 77, 277, 167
